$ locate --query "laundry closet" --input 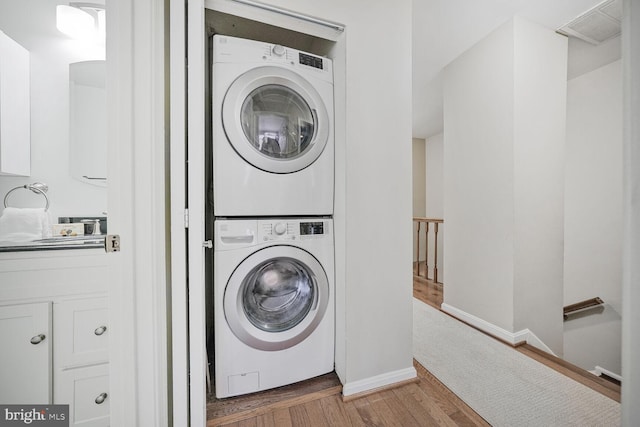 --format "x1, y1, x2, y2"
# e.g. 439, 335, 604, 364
202, 6, 341, 402
171, 1, 415, 425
